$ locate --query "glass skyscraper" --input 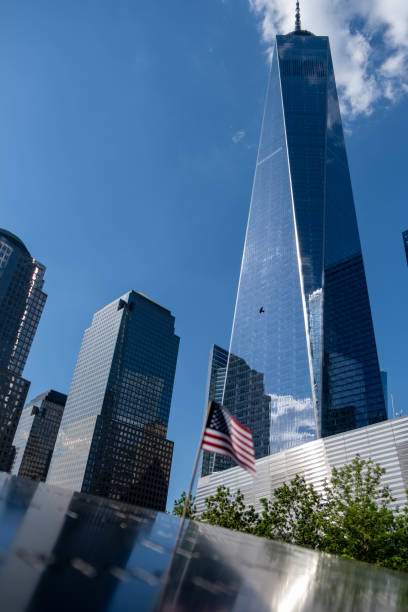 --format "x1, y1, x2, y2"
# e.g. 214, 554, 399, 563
201, 345, 228, 476
204, 12, 386, 474
201, 345, 270, 476
0, 229, 47, 472
403, 230, 408, 266
11, 389, 67, 481
47, 291, 179, 511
